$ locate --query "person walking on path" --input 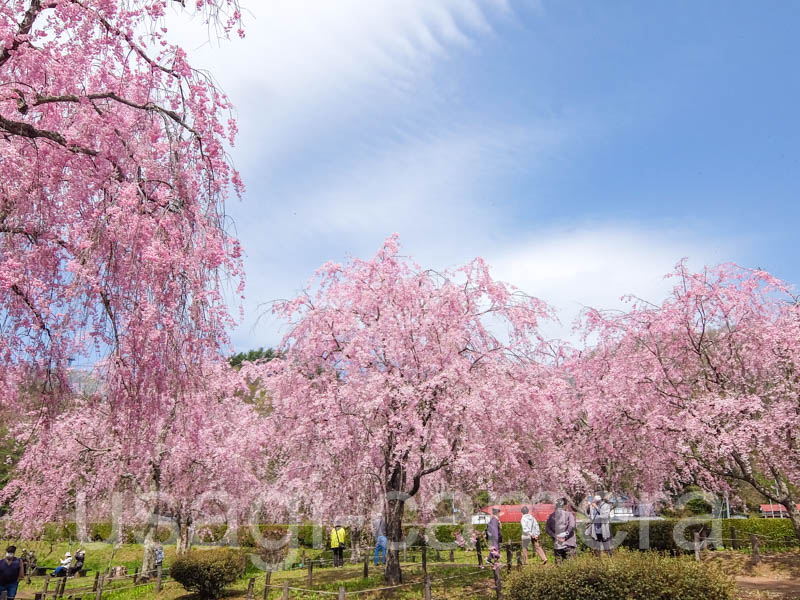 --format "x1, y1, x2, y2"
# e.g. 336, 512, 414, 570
520, 506, 548, 565
0, 546, 24, 600
330, 522, 347, 567
486, 508, 502, 568
587, 494, 614, 557
373, 515, 387, 566
546, 498, 577, 563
